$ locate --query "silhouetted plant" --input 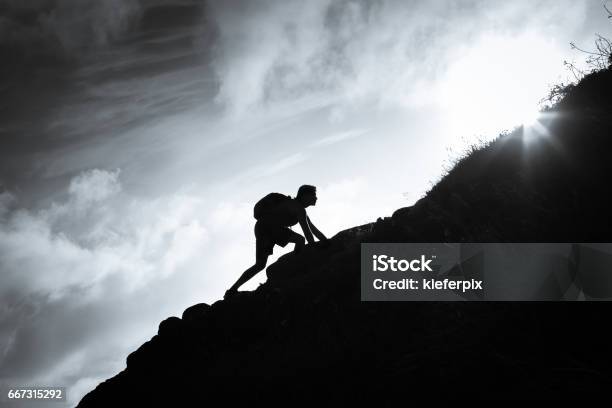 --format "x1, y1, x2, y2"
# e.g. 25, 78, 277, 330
570, 4, 612, 72
542, 79, 575, 106
543, 5, 612, 105
569, 34, 612, 73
